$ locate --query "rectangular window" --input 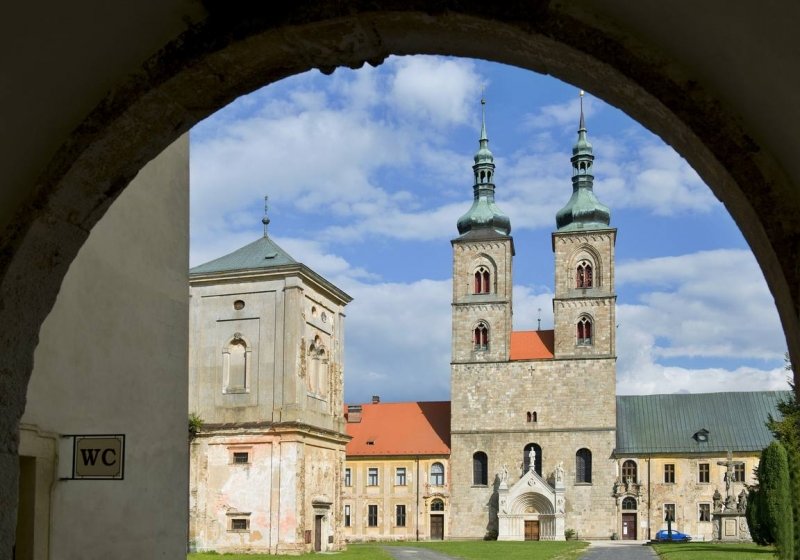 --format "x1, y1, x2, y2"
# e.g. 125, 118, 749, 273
344, 504, 351, 527
698, 463, 709, 483
368, 505, 378, 527
344, 467, 352, 487
699, 503, 711, 522
664, 463, 675, 484
733, 463, 746, 482
233, 452, 249, 464
664, 503, 676, 523
368, 468, 379, 486
396, 504, 406, 527
231, 518, 249, 531
396, 467, 407, 486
